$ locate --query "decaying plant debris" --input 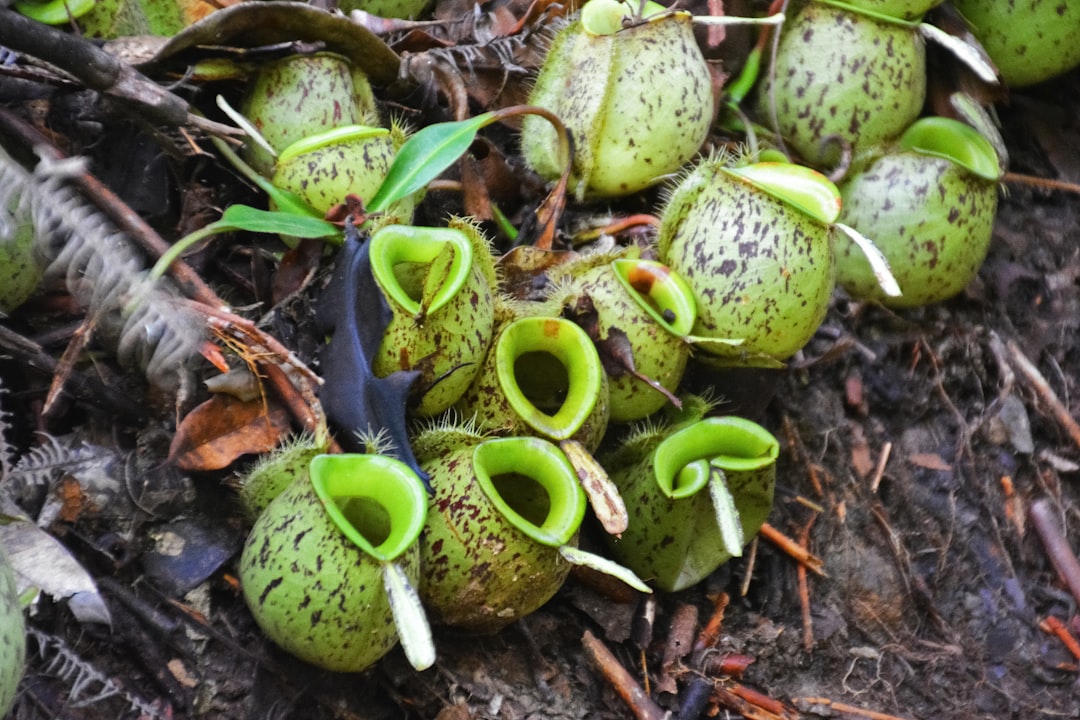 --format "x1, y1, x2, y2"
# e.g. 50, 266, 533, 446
1, 0, 1080, 718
